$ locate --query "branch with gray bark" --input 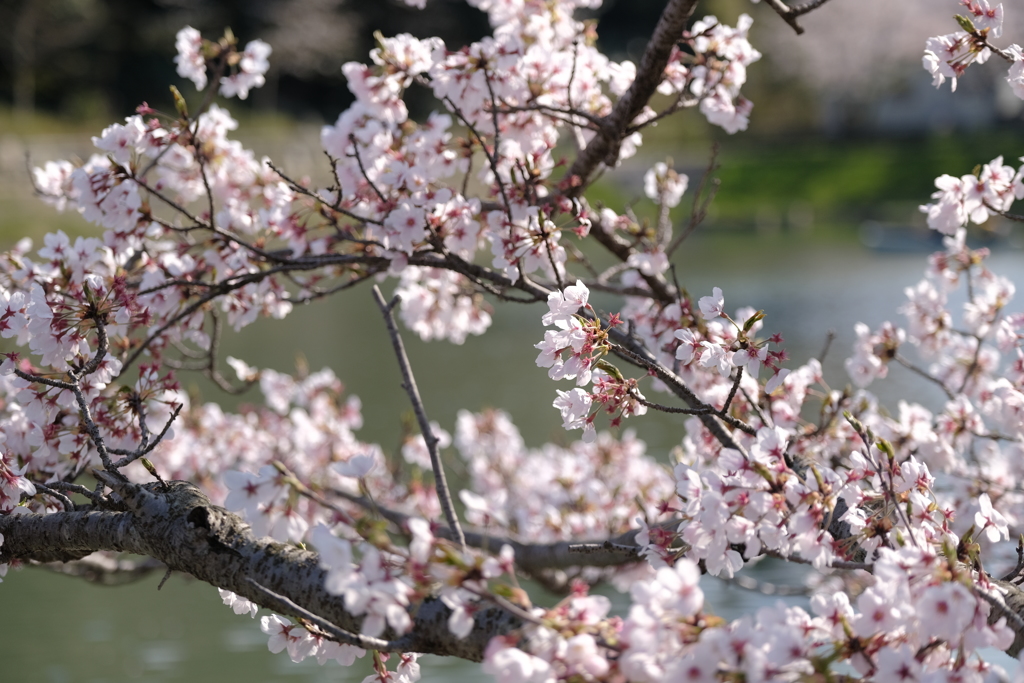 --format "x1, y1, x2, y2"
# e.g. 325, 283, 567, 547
8, 476, 1024, 660
0, 477, 515, 661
